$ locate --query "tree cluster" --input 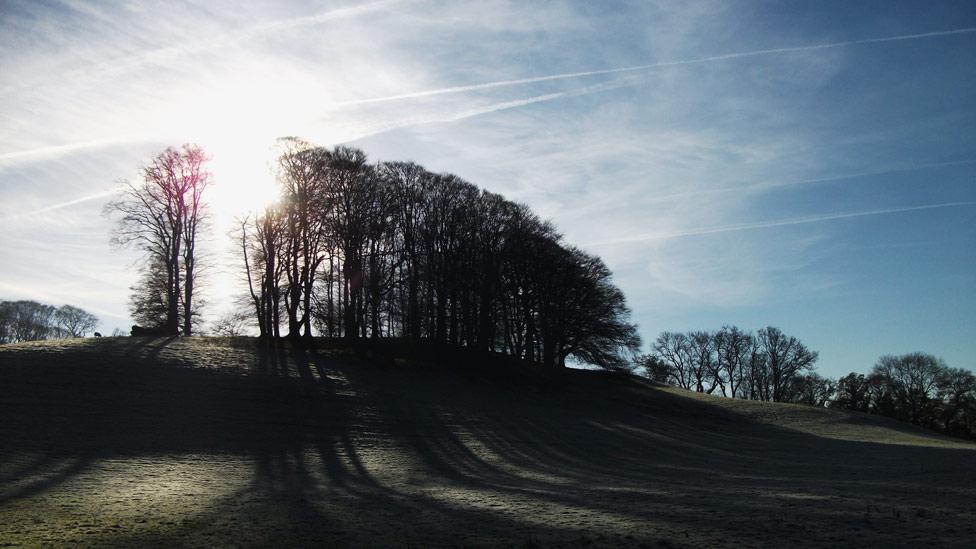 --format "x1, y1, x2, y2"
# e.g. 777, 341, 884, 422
832, 353, 976, 439
640, 325, 820, 402
642, 328, 975, 439
237, 139, 640, 369
106, 144, 210, 335
0, 300, 99, 344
